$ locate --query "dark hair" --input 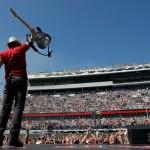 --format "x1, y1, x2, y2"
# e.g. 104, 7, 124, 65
8, 41, 21, 48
